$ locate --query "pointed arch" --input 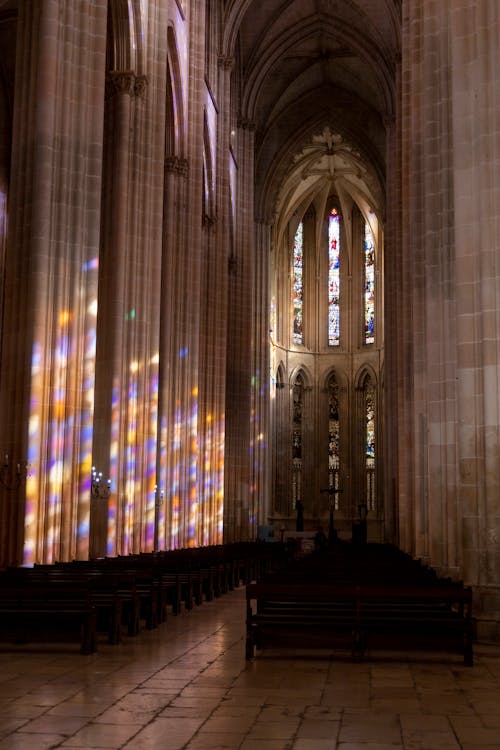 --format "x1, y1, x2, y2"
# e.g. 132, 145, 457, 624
355, 365, 378, 514
107, 0, 145, 73
289, 364, 313, 389
271, 362, 288, 516
202, 109, 215, 224
166, 26, 186, 157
